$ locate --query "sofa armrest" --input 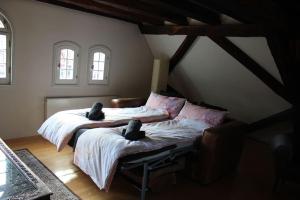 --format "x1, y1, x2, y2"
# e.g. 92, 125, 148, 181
204, 120, 246, 137
190, 120, 247, 184
111, 97, 146, 108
